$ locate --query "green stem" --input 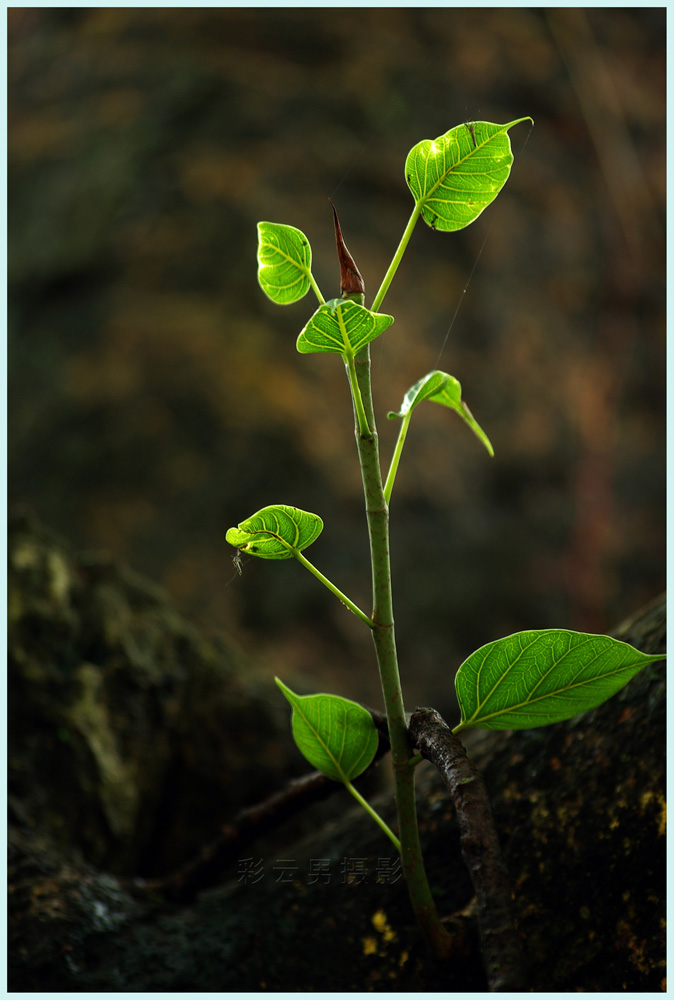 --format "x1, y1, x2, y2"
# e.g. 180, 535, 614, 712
383, 411, 412, 505
344, 353, 371, 439
293, 550, 374, 628
309, 271, 325, 305
345, 780, 401, 853
352, 345, 453, 960
371, 204, 421, 313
